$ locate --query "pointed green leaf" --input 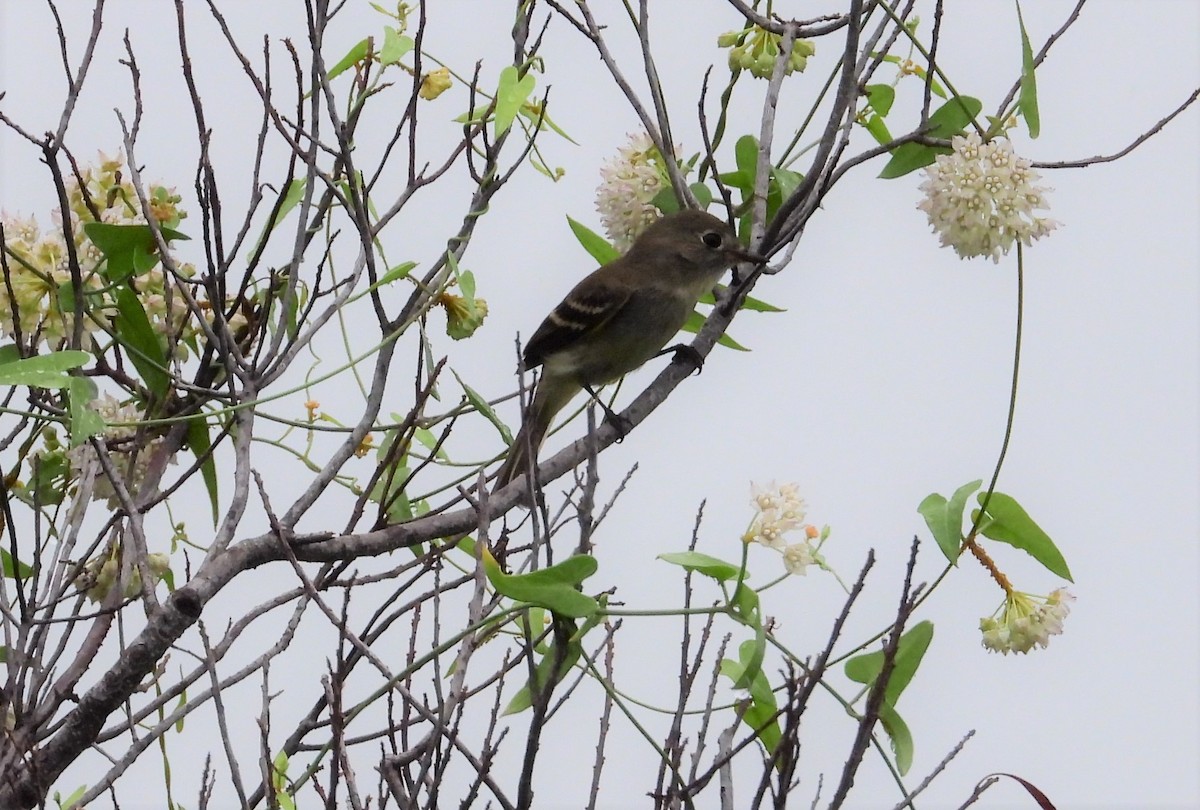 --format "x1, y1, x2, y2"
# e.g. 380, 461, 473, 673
865, 84, 896, 116
2, 548, 34, 579
973, 492, 1072, 581
681, 311, 748, 351
566, 216, 620, 265
879, 702, 915, 774
327, 38, 371, 81
494, 65, 535, 137
843, 621, 934, 706
452, 368, 512, 444
68, 376, 104, 447
486, 554, 599, 618
0, 350, 91, 388
185, 414, 219, 525
698, 289, 786, 313
918, 479, 982, 563
380, 27, 414, 65
252, 179, 307, 257
734, 134, 759, 180
114, 285, 169, 399
503, 624, 582, 715
863, 113, 894, 146
657, 551, 742, 582
879, 96, 983, 179
84, 223, 188, 282
1015, 1, 1040, 138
